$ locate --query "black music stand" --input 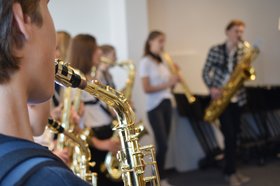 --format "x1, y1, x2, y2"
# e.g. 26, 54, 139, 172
174, 93, 223, 168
